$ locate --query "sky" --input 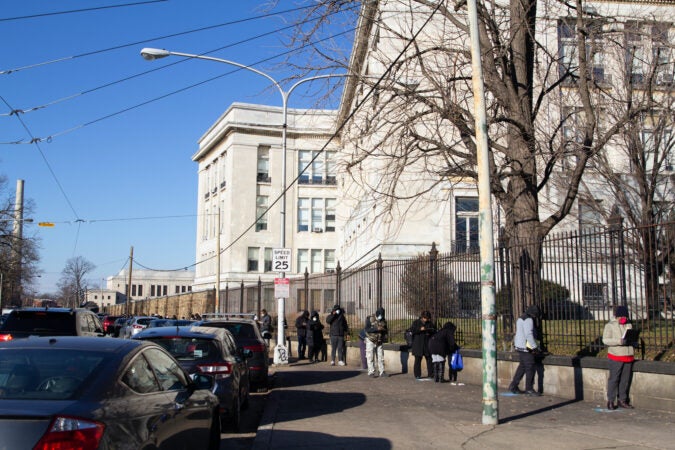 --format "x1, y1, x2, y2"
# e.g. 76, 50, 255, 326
1, 0, 354, 294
